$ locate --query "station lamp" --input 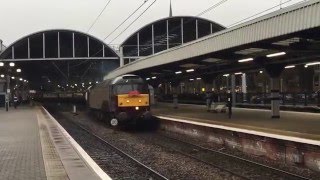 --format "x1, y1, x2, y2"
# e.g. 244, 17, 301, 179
186, 69, 194, 73
146, 78, 150, 81
189, 79, 194, 81
9, 62, 15, 67
259, 71, 263, 74
223, 74, 230, 77
19, 78, 23, 81
16, 69, 21, 73
0, 62, 4, 66
238, 58, 253, 63
96, 81, 99, 84
305, 62, 320, 68
0, 74, 4, 78
266, 52, 286, 58
285, 65, 295, 69
235, 72, 243, 75
151, 76, 156, 79
175, 71, 182, 74
11, 76, 15, 79
196, 78, 202, 80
